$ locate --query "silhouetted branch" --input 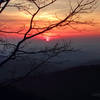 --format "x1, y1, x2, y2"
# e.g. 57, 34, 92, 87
0, 0, 10, 13
0, 0, 98, 86
0, 0, 97, 67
